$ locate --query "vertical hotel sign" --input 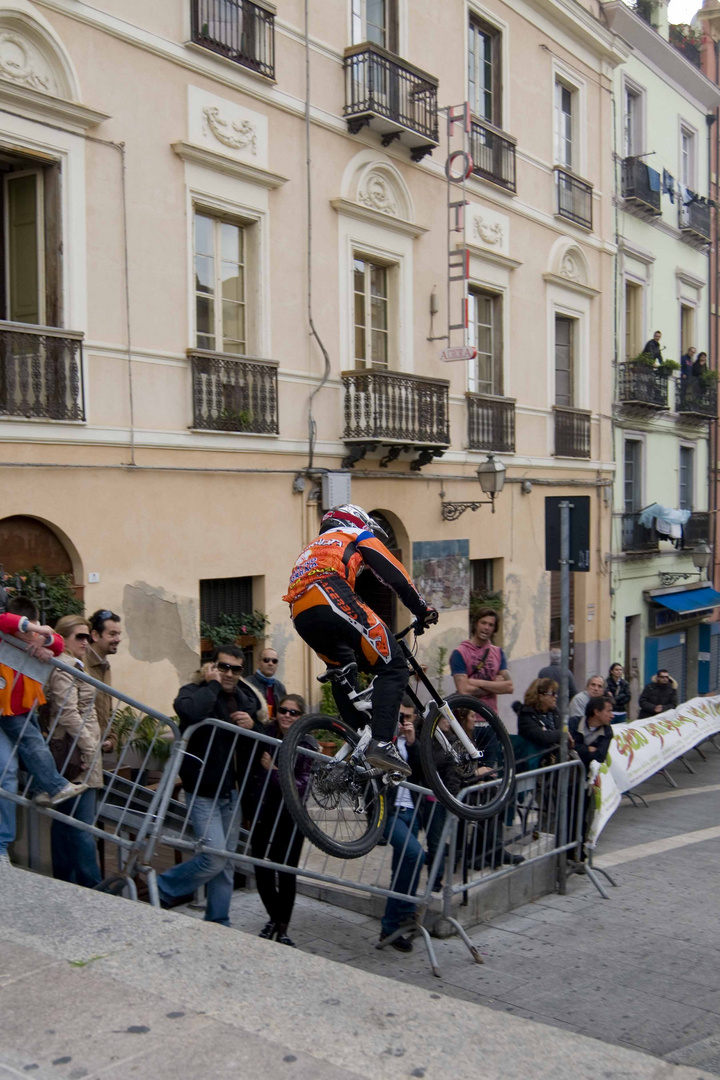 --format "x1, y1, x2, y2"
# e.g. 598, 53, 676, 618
440, 103, 477, 366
